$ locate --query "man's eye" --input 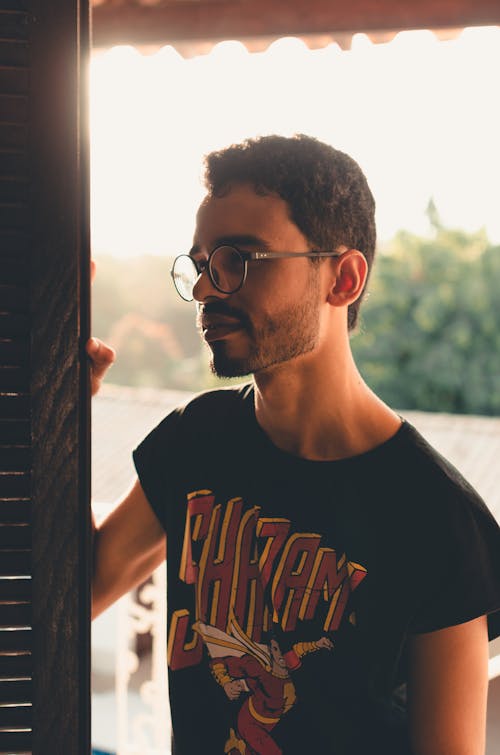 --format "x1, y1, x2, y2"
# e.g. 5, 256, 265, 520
192, 257, 207, 272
